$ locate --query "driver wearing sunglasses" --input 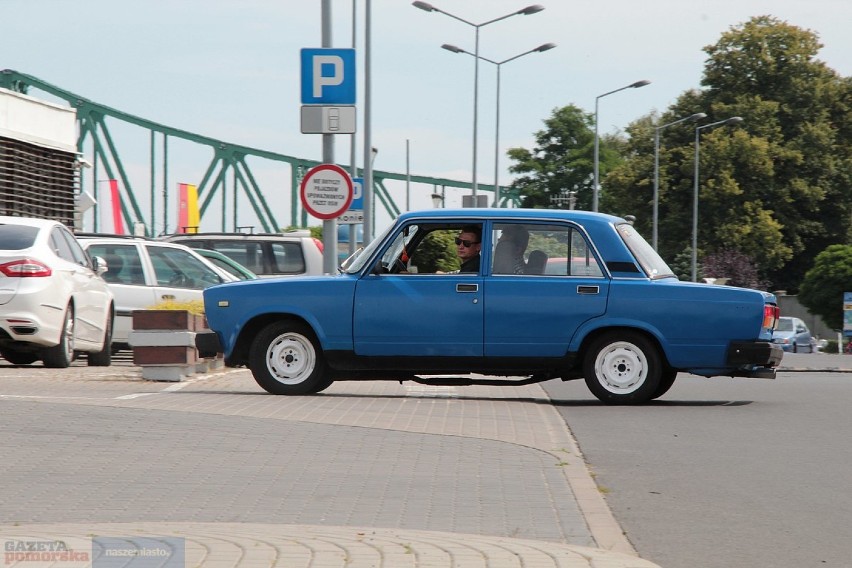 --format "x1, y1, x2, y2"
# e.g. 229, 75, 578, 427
453, 225, 482, 273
